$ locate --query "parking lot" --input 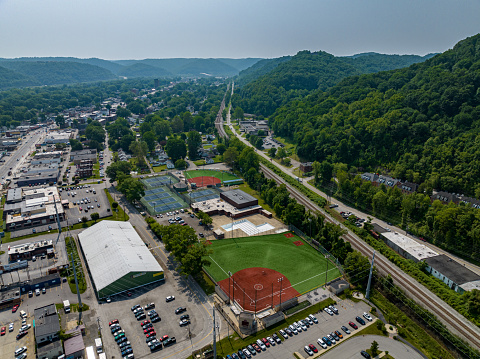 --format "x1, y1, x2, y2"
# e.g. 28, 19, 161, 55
154, 210, 210, 238
62, 183, 111, 223
0, 311, 35, 359
99, 277, 208, 358
219, 299, 375, 359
